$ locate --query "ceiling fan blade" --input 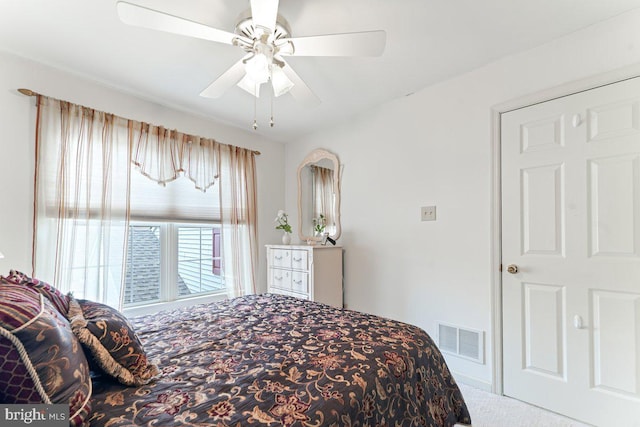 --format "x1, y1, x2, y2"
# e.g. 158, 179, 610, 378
250, 0, 279, 35
280, 60, 320, 107
200, 57, 249, 98
117, 1, 246, 46
278, 30, 386, 57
